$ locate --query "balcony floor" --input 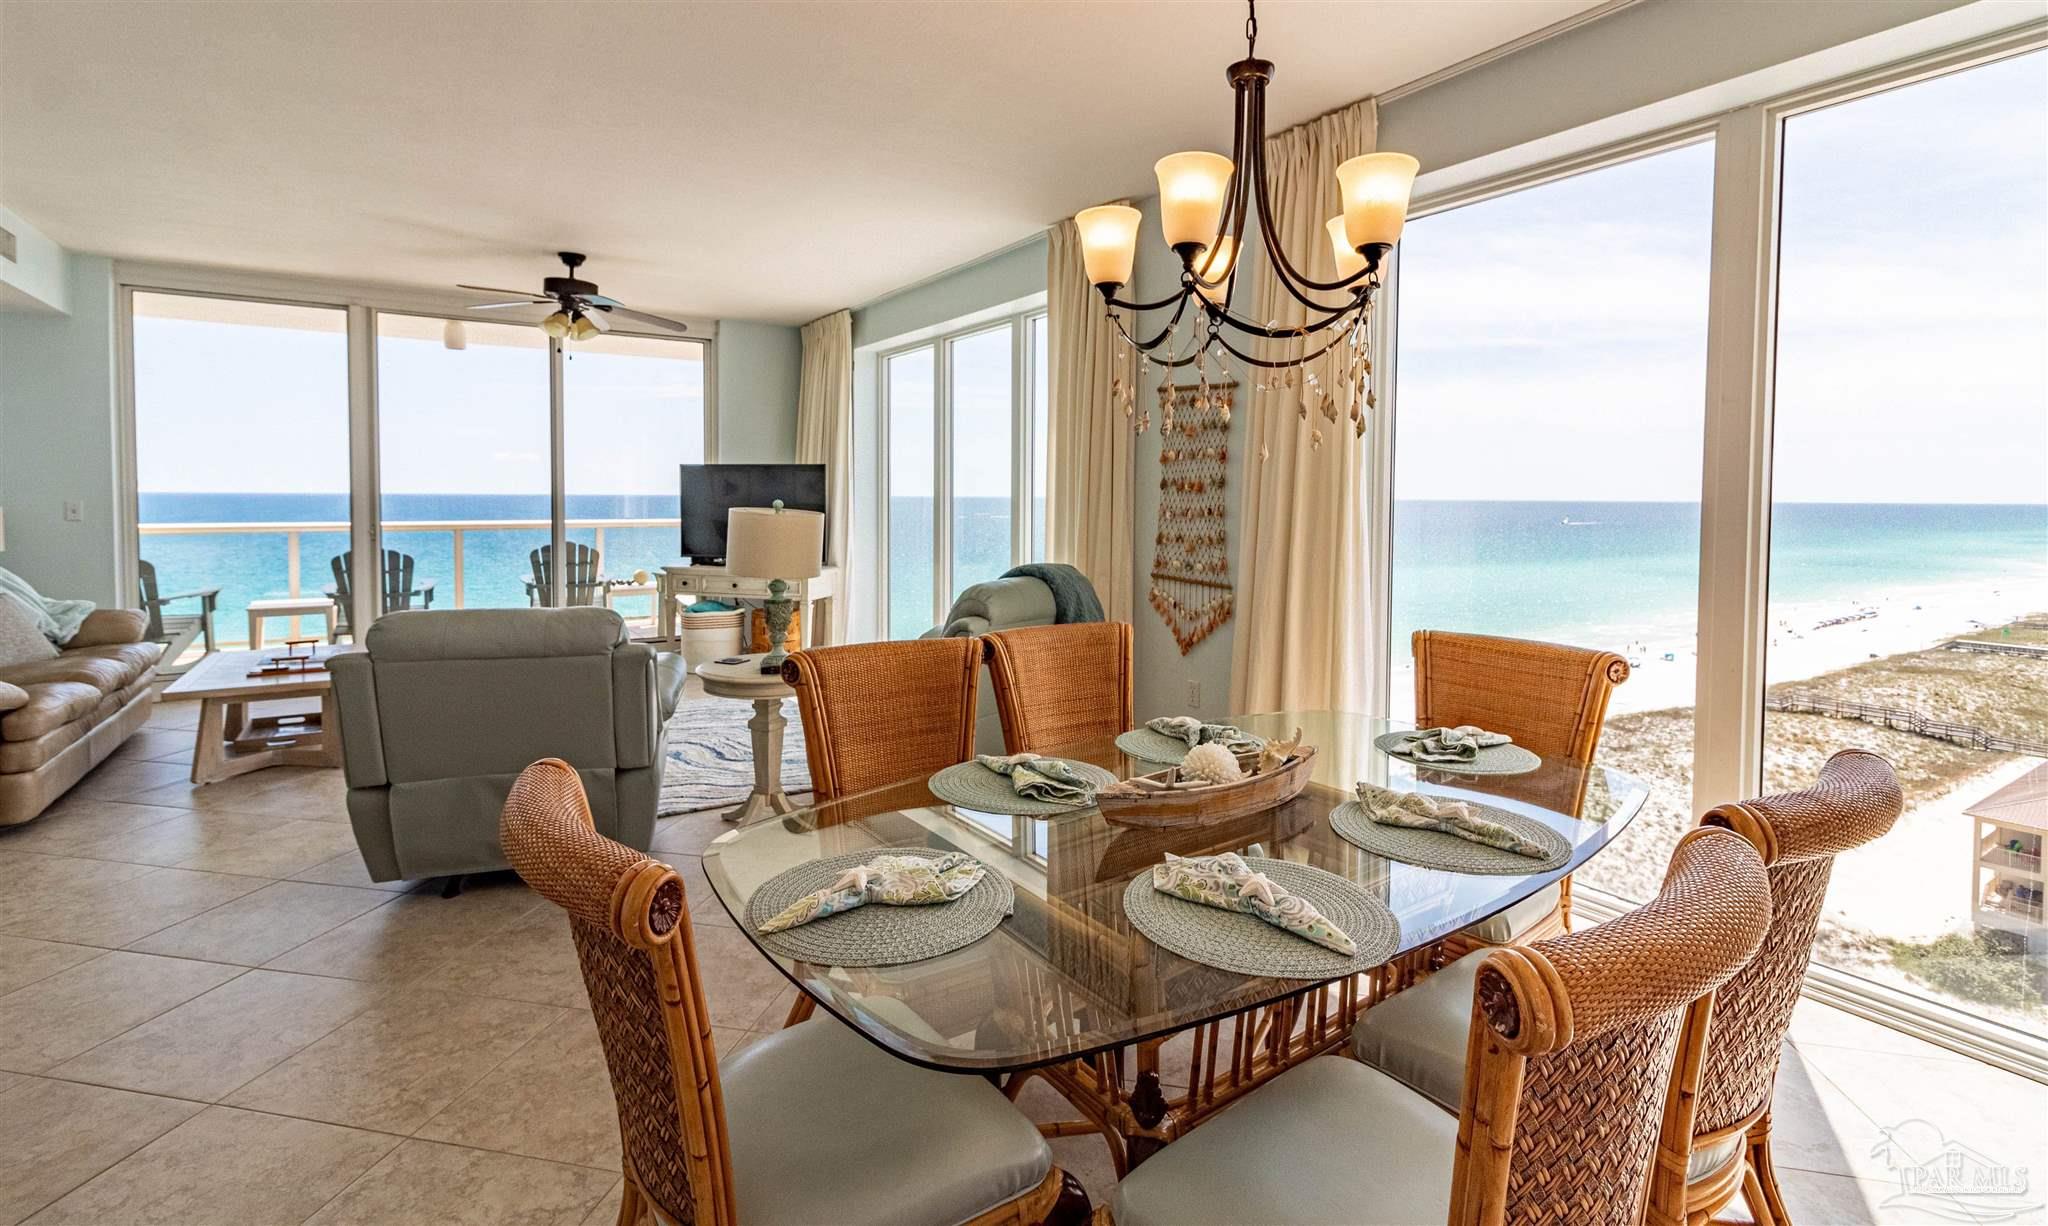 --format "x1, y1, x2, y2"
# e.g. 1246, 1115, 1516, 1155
0, 697, 2040, 1225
